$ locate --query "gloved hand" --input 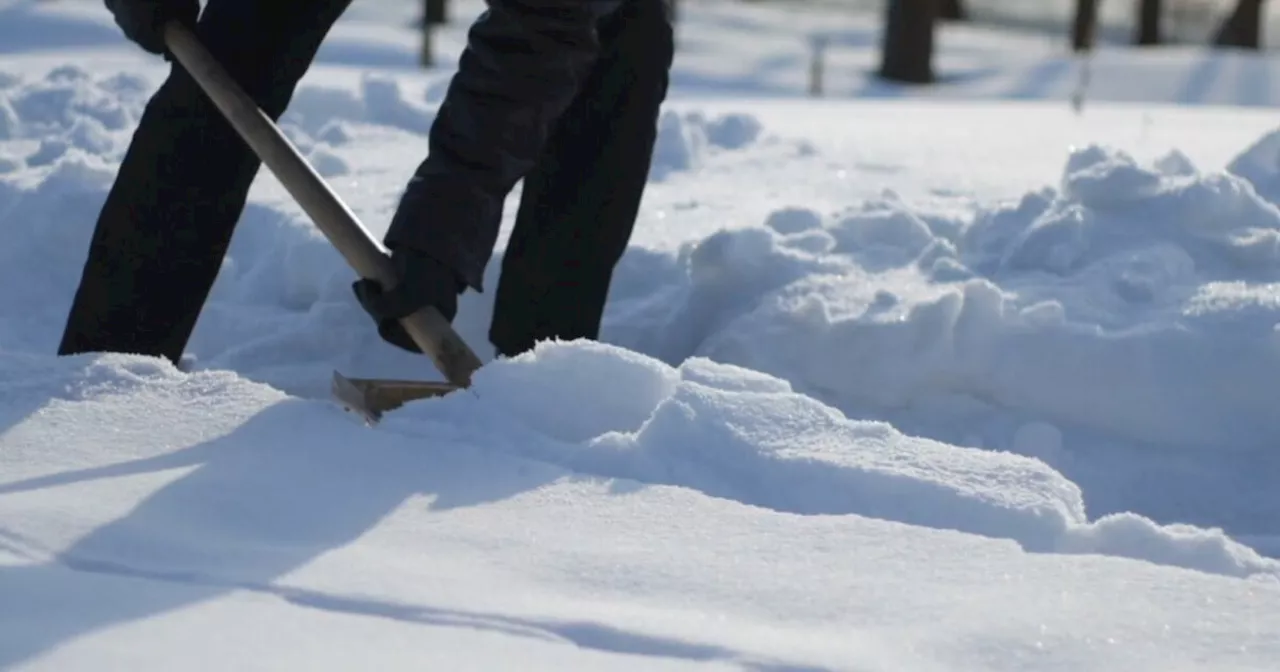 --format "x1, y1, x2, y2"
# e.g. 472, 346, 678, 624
352, 248, 466, 354
104, 0, 200, 56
